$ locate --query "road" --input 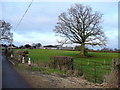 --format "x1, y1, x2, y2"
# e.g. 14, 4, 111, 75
2, 54, 31, 88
